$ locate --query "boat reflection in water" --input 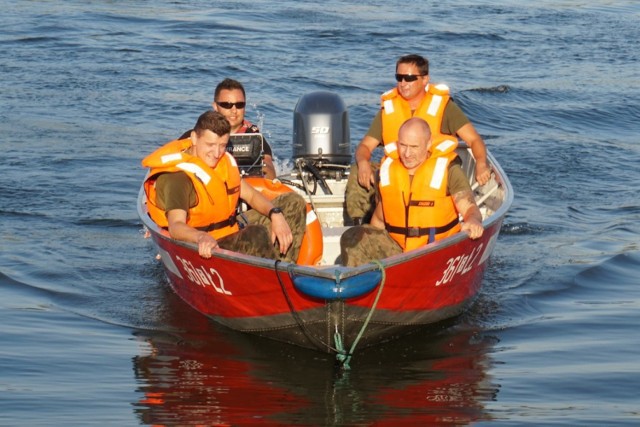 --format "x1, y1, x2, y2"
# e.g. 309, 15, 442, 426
132, 283, 499, 426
